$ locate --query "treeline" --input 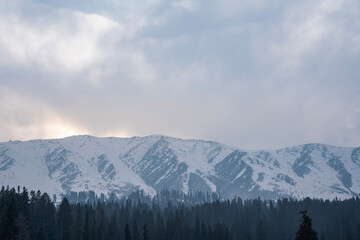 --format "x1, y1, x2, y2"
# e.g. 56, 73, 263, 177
60, 189, 221, 208
1, 186, 360, 240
